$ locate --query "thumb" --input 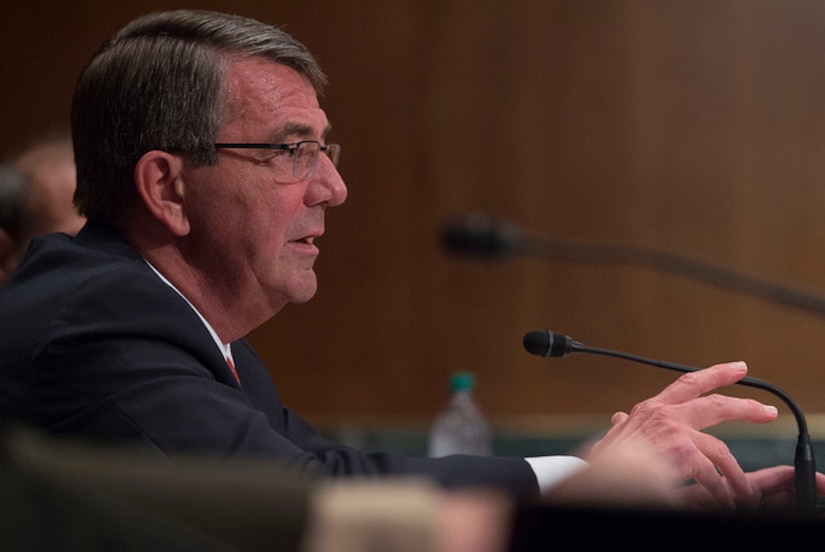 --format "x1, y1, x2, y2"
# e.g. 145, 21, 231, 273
611, 411, 629, 426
